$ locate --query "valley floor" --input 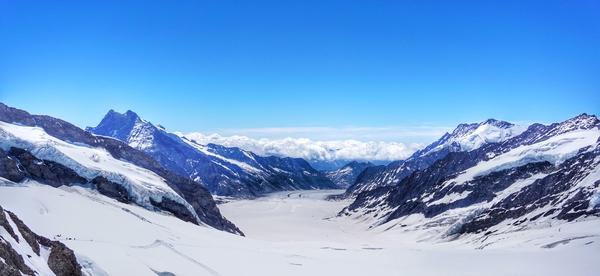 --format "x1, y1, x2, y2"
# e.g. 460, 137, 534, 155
0, 182, 598, 276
